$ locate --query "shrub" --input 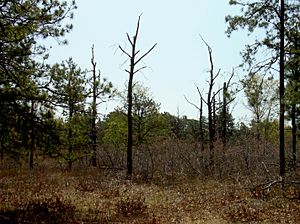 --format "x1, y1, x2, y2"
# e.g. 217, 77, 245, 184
0, 197, 76, 224
116, 194, 147, 217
